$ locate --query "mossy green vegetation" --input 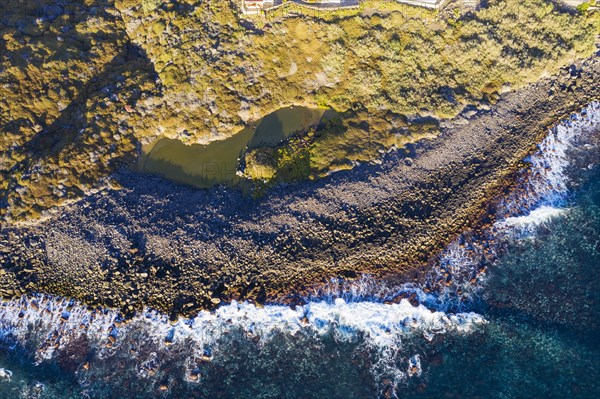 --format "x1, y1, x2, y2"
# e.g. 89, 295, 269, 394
577, 0, 597, 13
241, 110, 438, 189
0, 0, 597, 220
